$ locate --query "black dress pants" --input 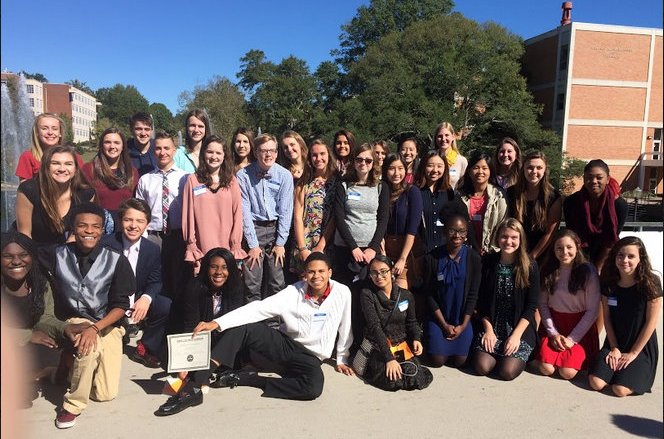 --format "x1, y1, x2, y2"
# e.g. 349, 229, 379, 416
212, 323, 324, 400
